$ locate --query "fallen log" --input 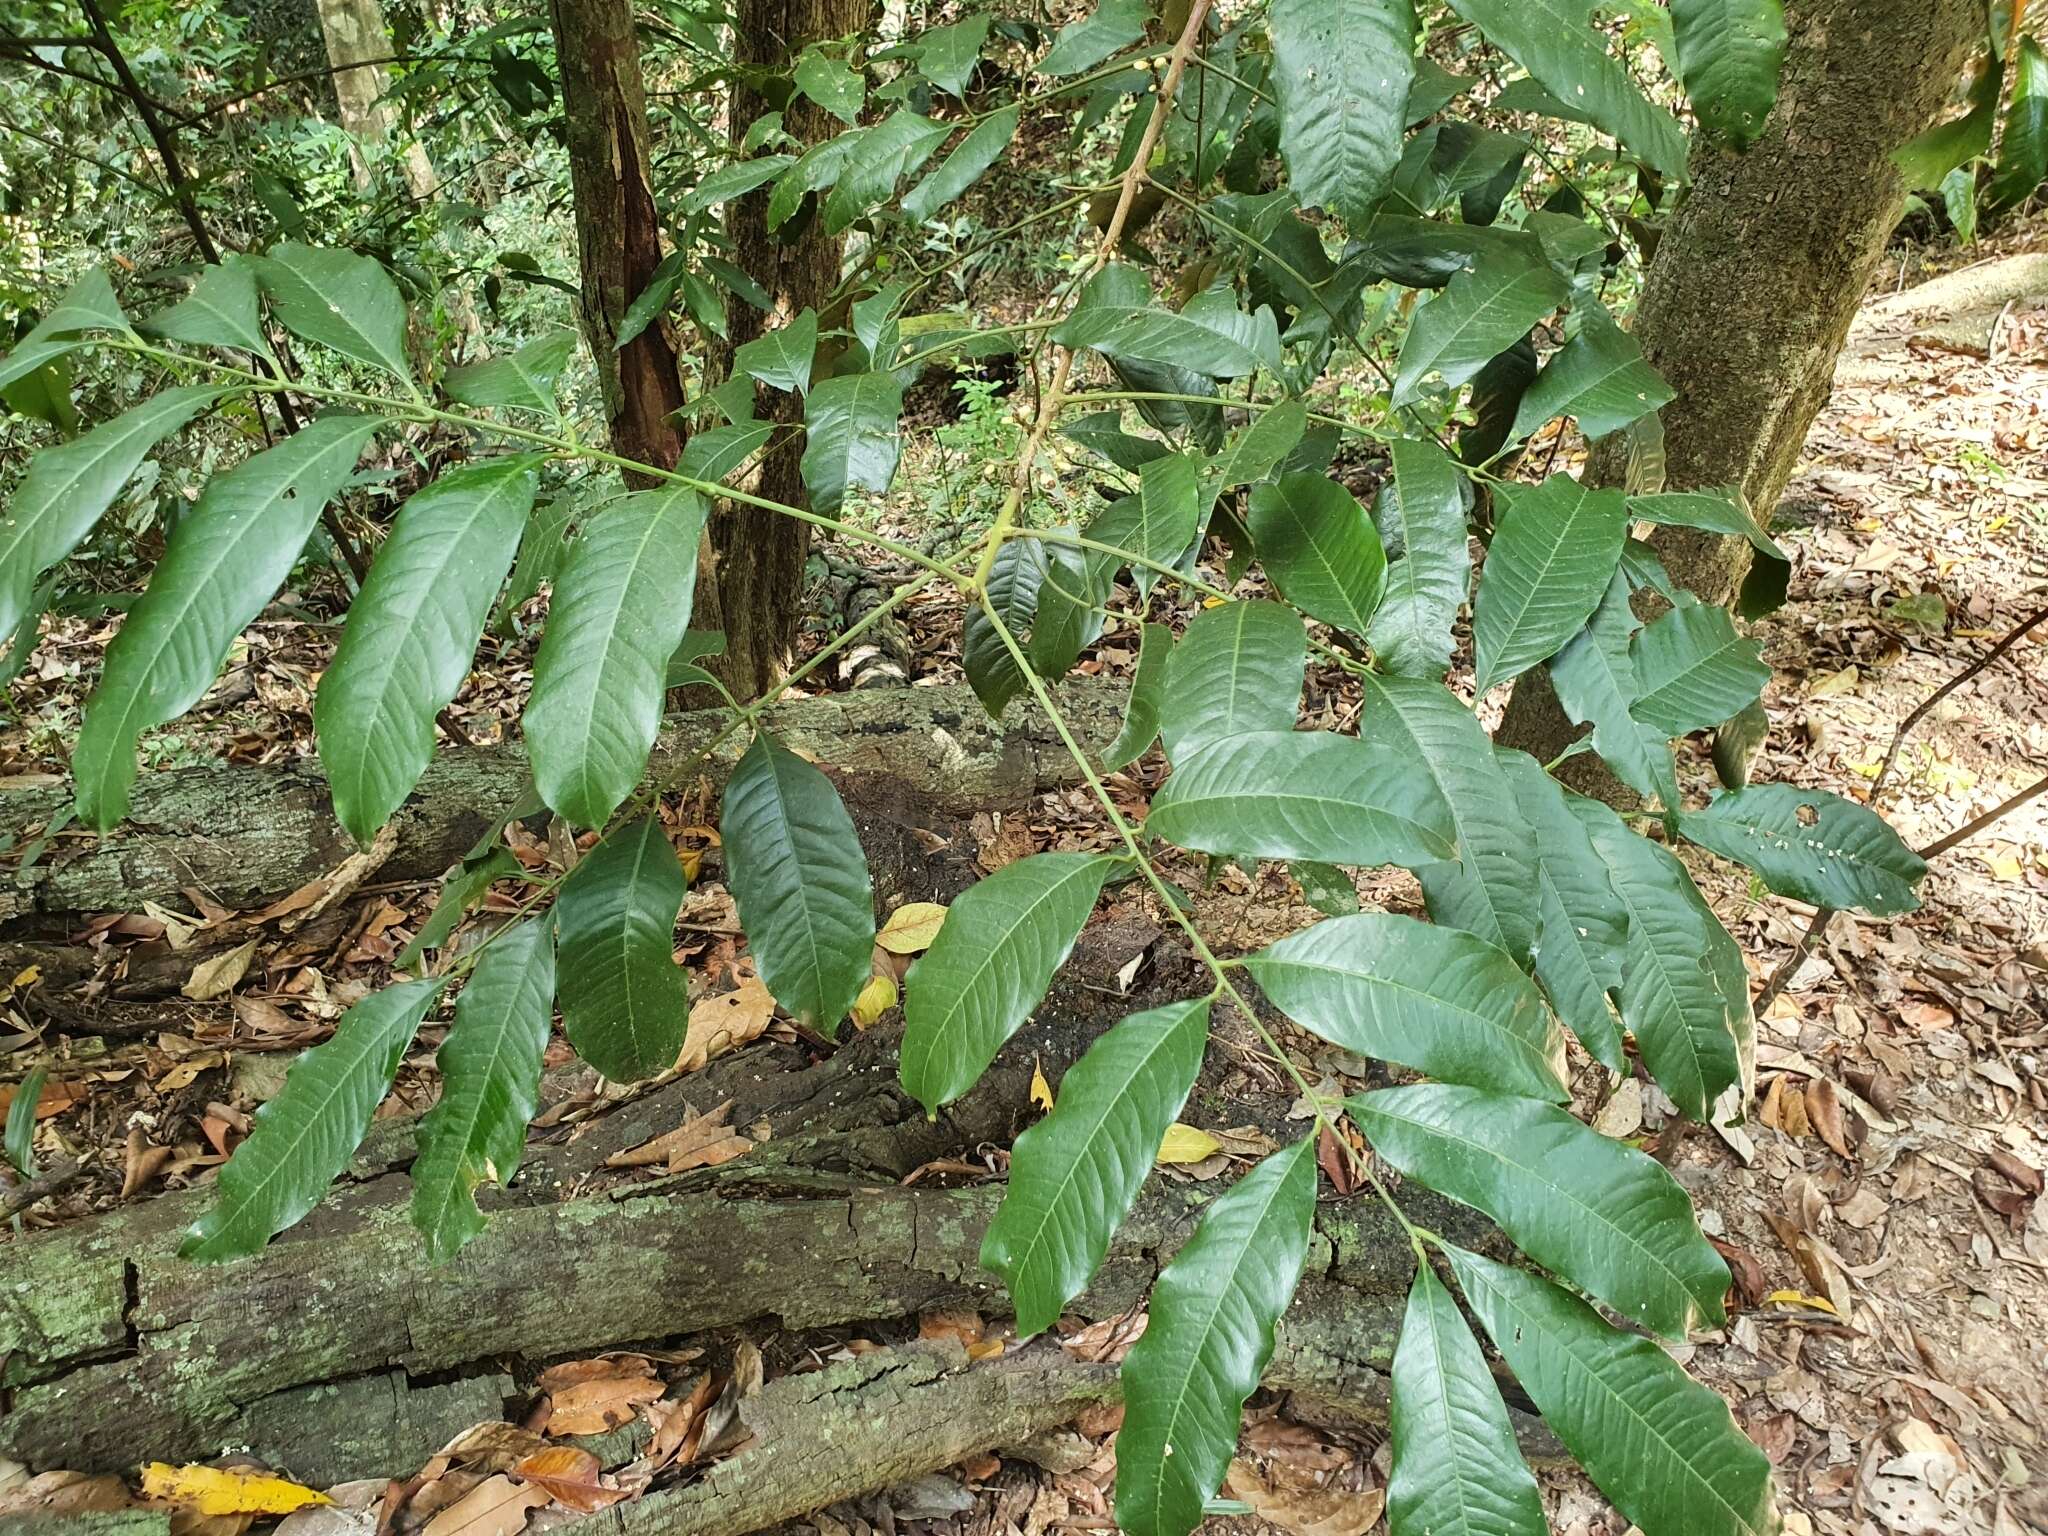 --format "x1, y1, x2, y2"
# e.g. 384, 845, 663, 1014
0, 681, 1121, 927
